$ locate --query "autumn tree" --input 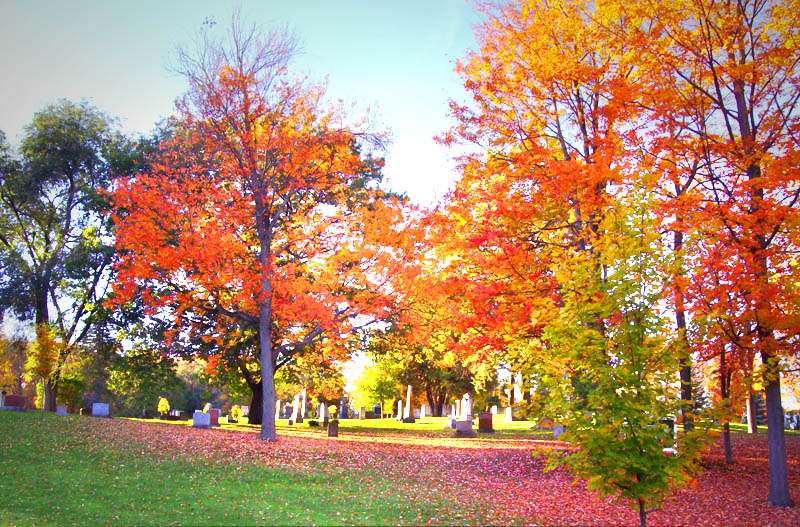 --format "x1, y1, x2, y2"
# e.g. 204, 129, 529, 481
440, 1, 712, 524
604, 0, 800, 506
0, 102, 135, 410
24, 324, 58, 410
111, 16, 401, 440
